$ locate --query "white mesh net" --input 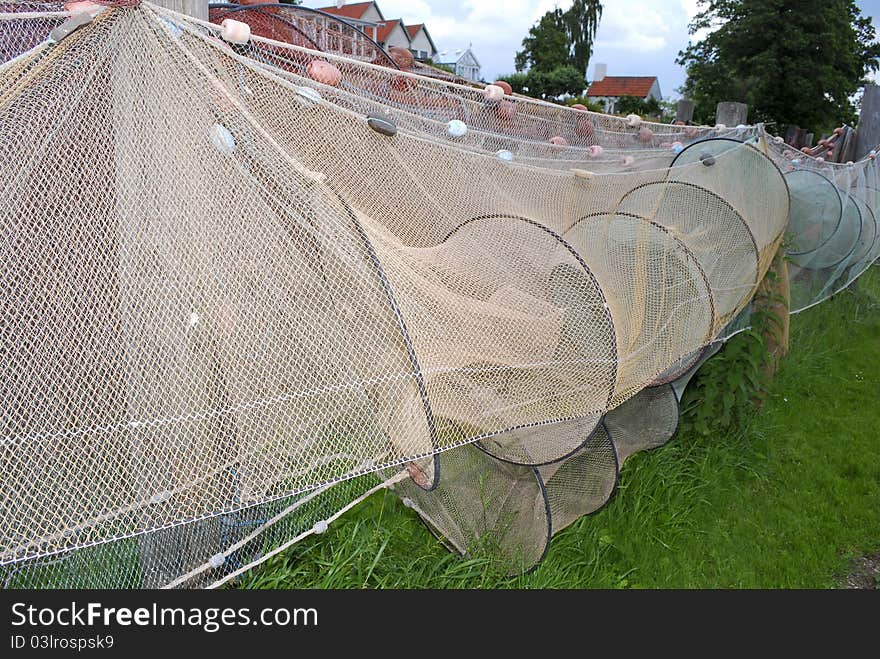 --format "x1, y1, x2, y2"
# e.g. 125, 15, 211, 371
1, 2, 877, 585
